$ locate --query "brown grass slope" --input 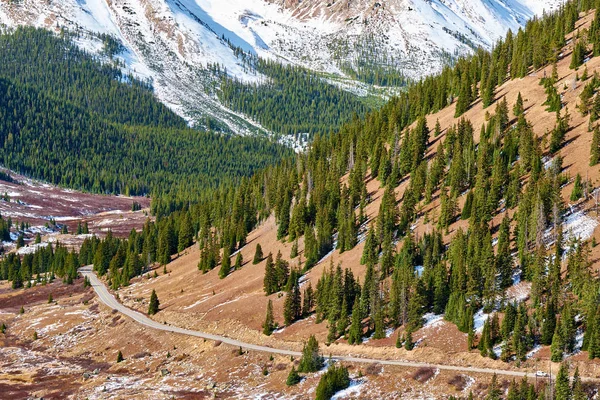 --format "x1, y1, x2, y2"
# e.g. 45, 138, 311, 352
121, 10, 600, 378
